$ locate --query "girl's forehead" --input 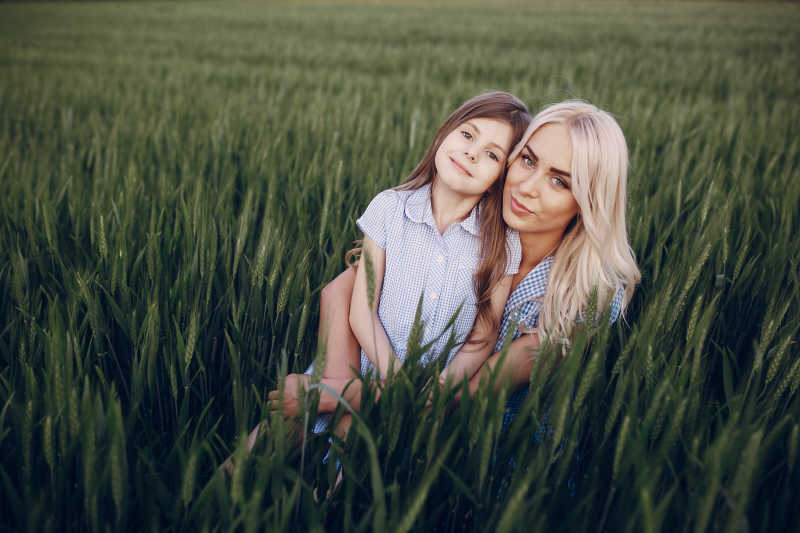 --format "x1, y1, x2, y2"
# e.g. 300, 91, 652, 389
460, 116, 510, 129
459, 117, 514, 141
